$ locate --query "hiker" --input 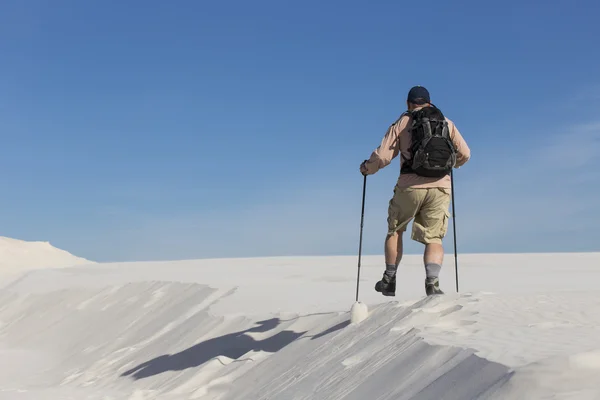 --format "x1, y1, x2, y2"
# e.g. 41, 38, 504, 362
359, 86, 470, 296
